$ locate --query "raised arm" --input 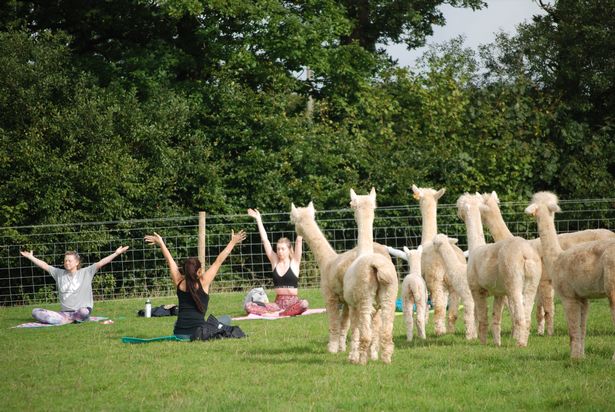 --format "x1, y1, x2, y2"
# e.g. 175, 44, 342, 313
201, 230, 246, 290
20, 250, 51, 272
292, 235, 303, 265
144, 233, 181, 286
95, 246, 129, 270
247, 208, 276, 265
